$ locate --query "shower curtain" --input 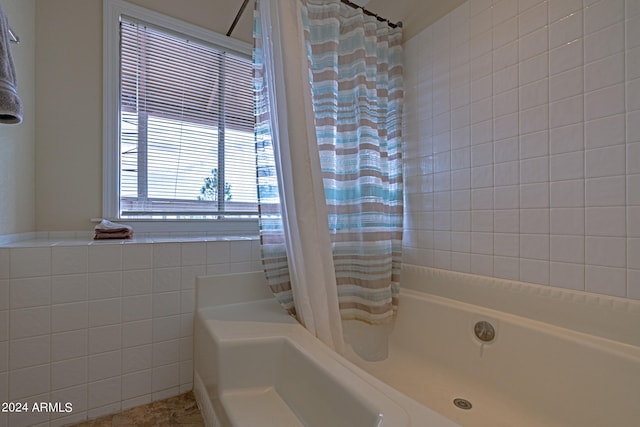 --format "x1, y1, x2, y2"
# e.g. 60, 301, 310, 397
255, 0, 403, 352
